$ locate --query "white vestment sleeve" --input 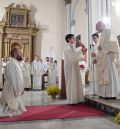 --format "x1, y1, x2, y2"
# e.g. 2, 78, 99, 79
31, 62, 35, 75
102, 41, 119, 55
64, 47, 84, 62
6, 63, 24, 97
